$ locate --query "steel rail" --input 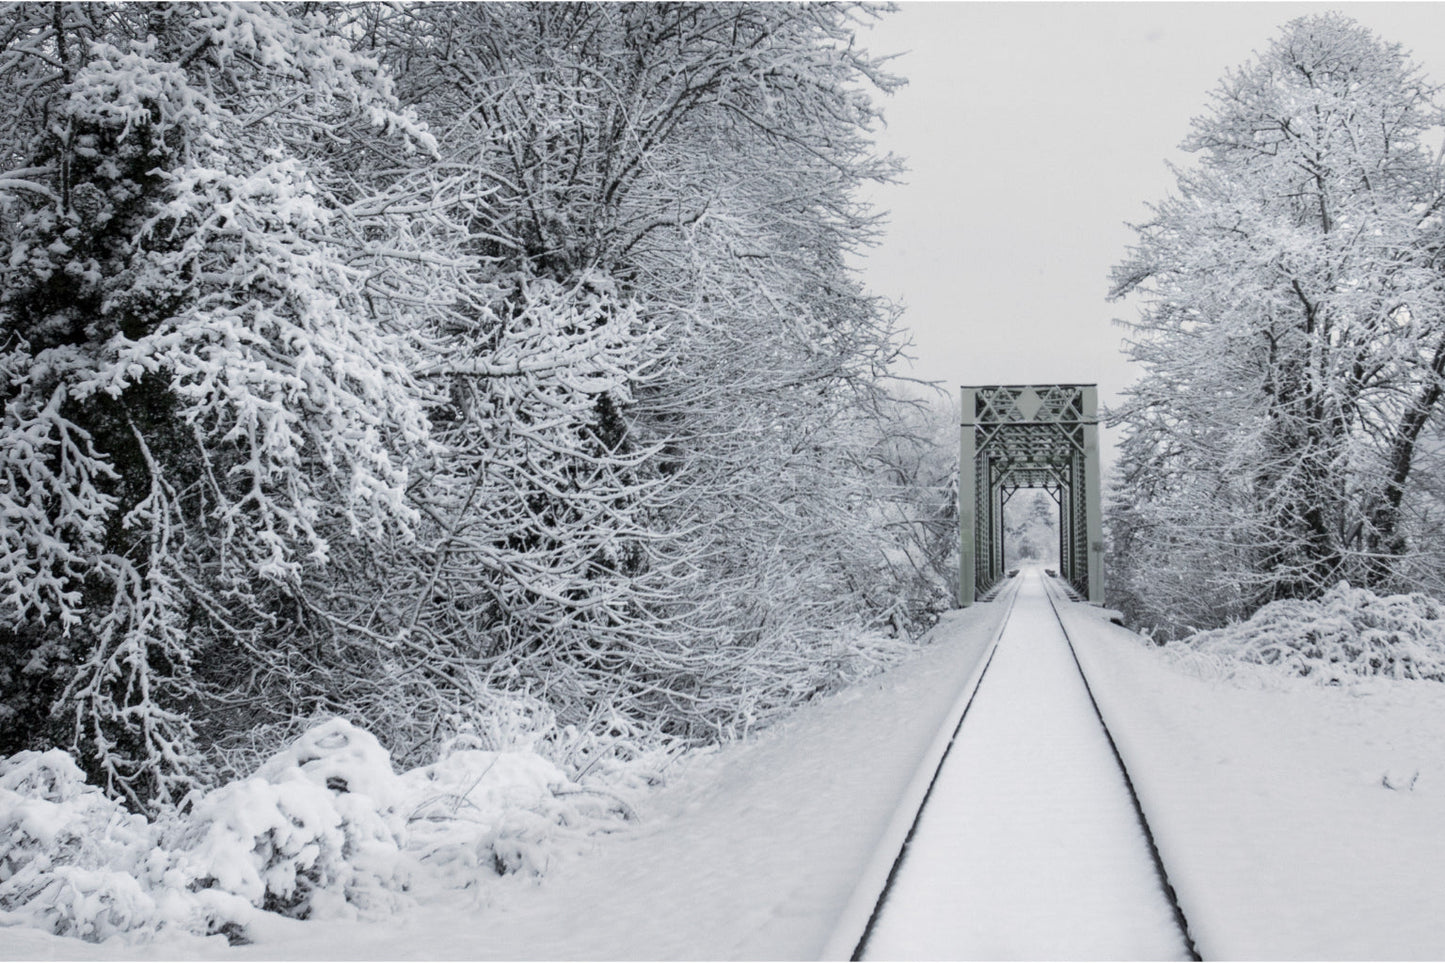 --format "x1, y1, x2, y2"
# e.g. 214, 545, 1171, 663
819, 575, 1022, 961
1040, 575, 1203, 962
